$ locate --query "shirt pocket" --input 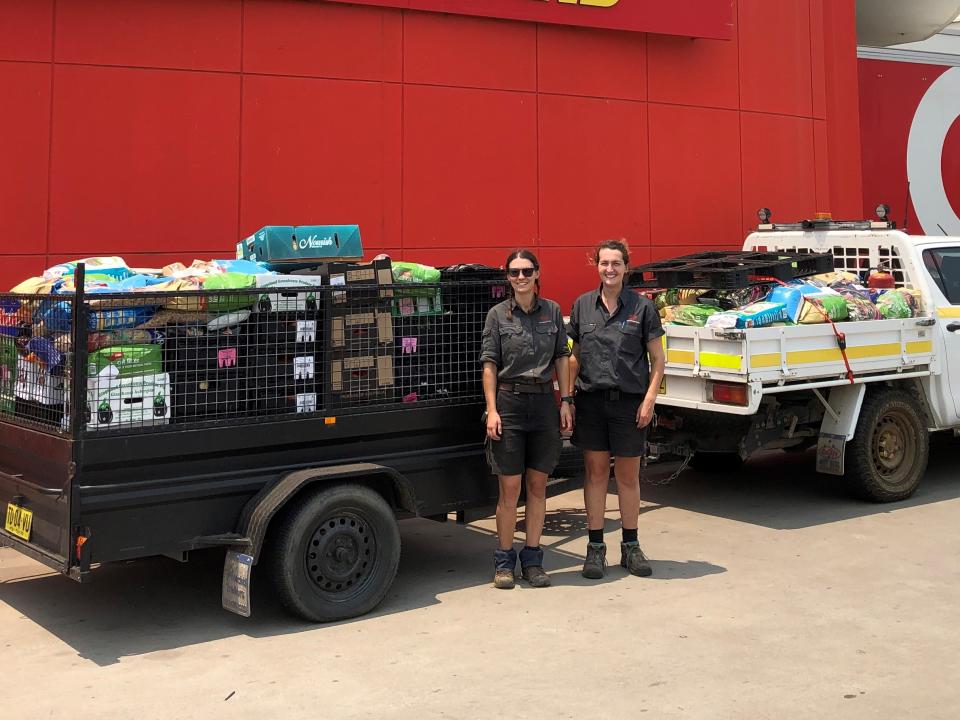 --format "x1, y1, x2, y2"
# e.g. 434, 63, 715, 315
499, 324, 524, 355
618, 321, 646, 355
